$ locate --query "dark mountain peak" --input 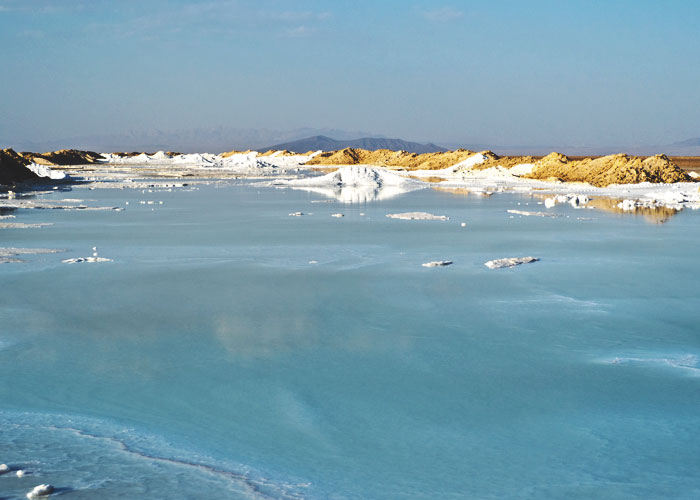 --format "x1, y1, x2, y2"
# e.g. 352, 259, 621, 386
262, 136, 447, 154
